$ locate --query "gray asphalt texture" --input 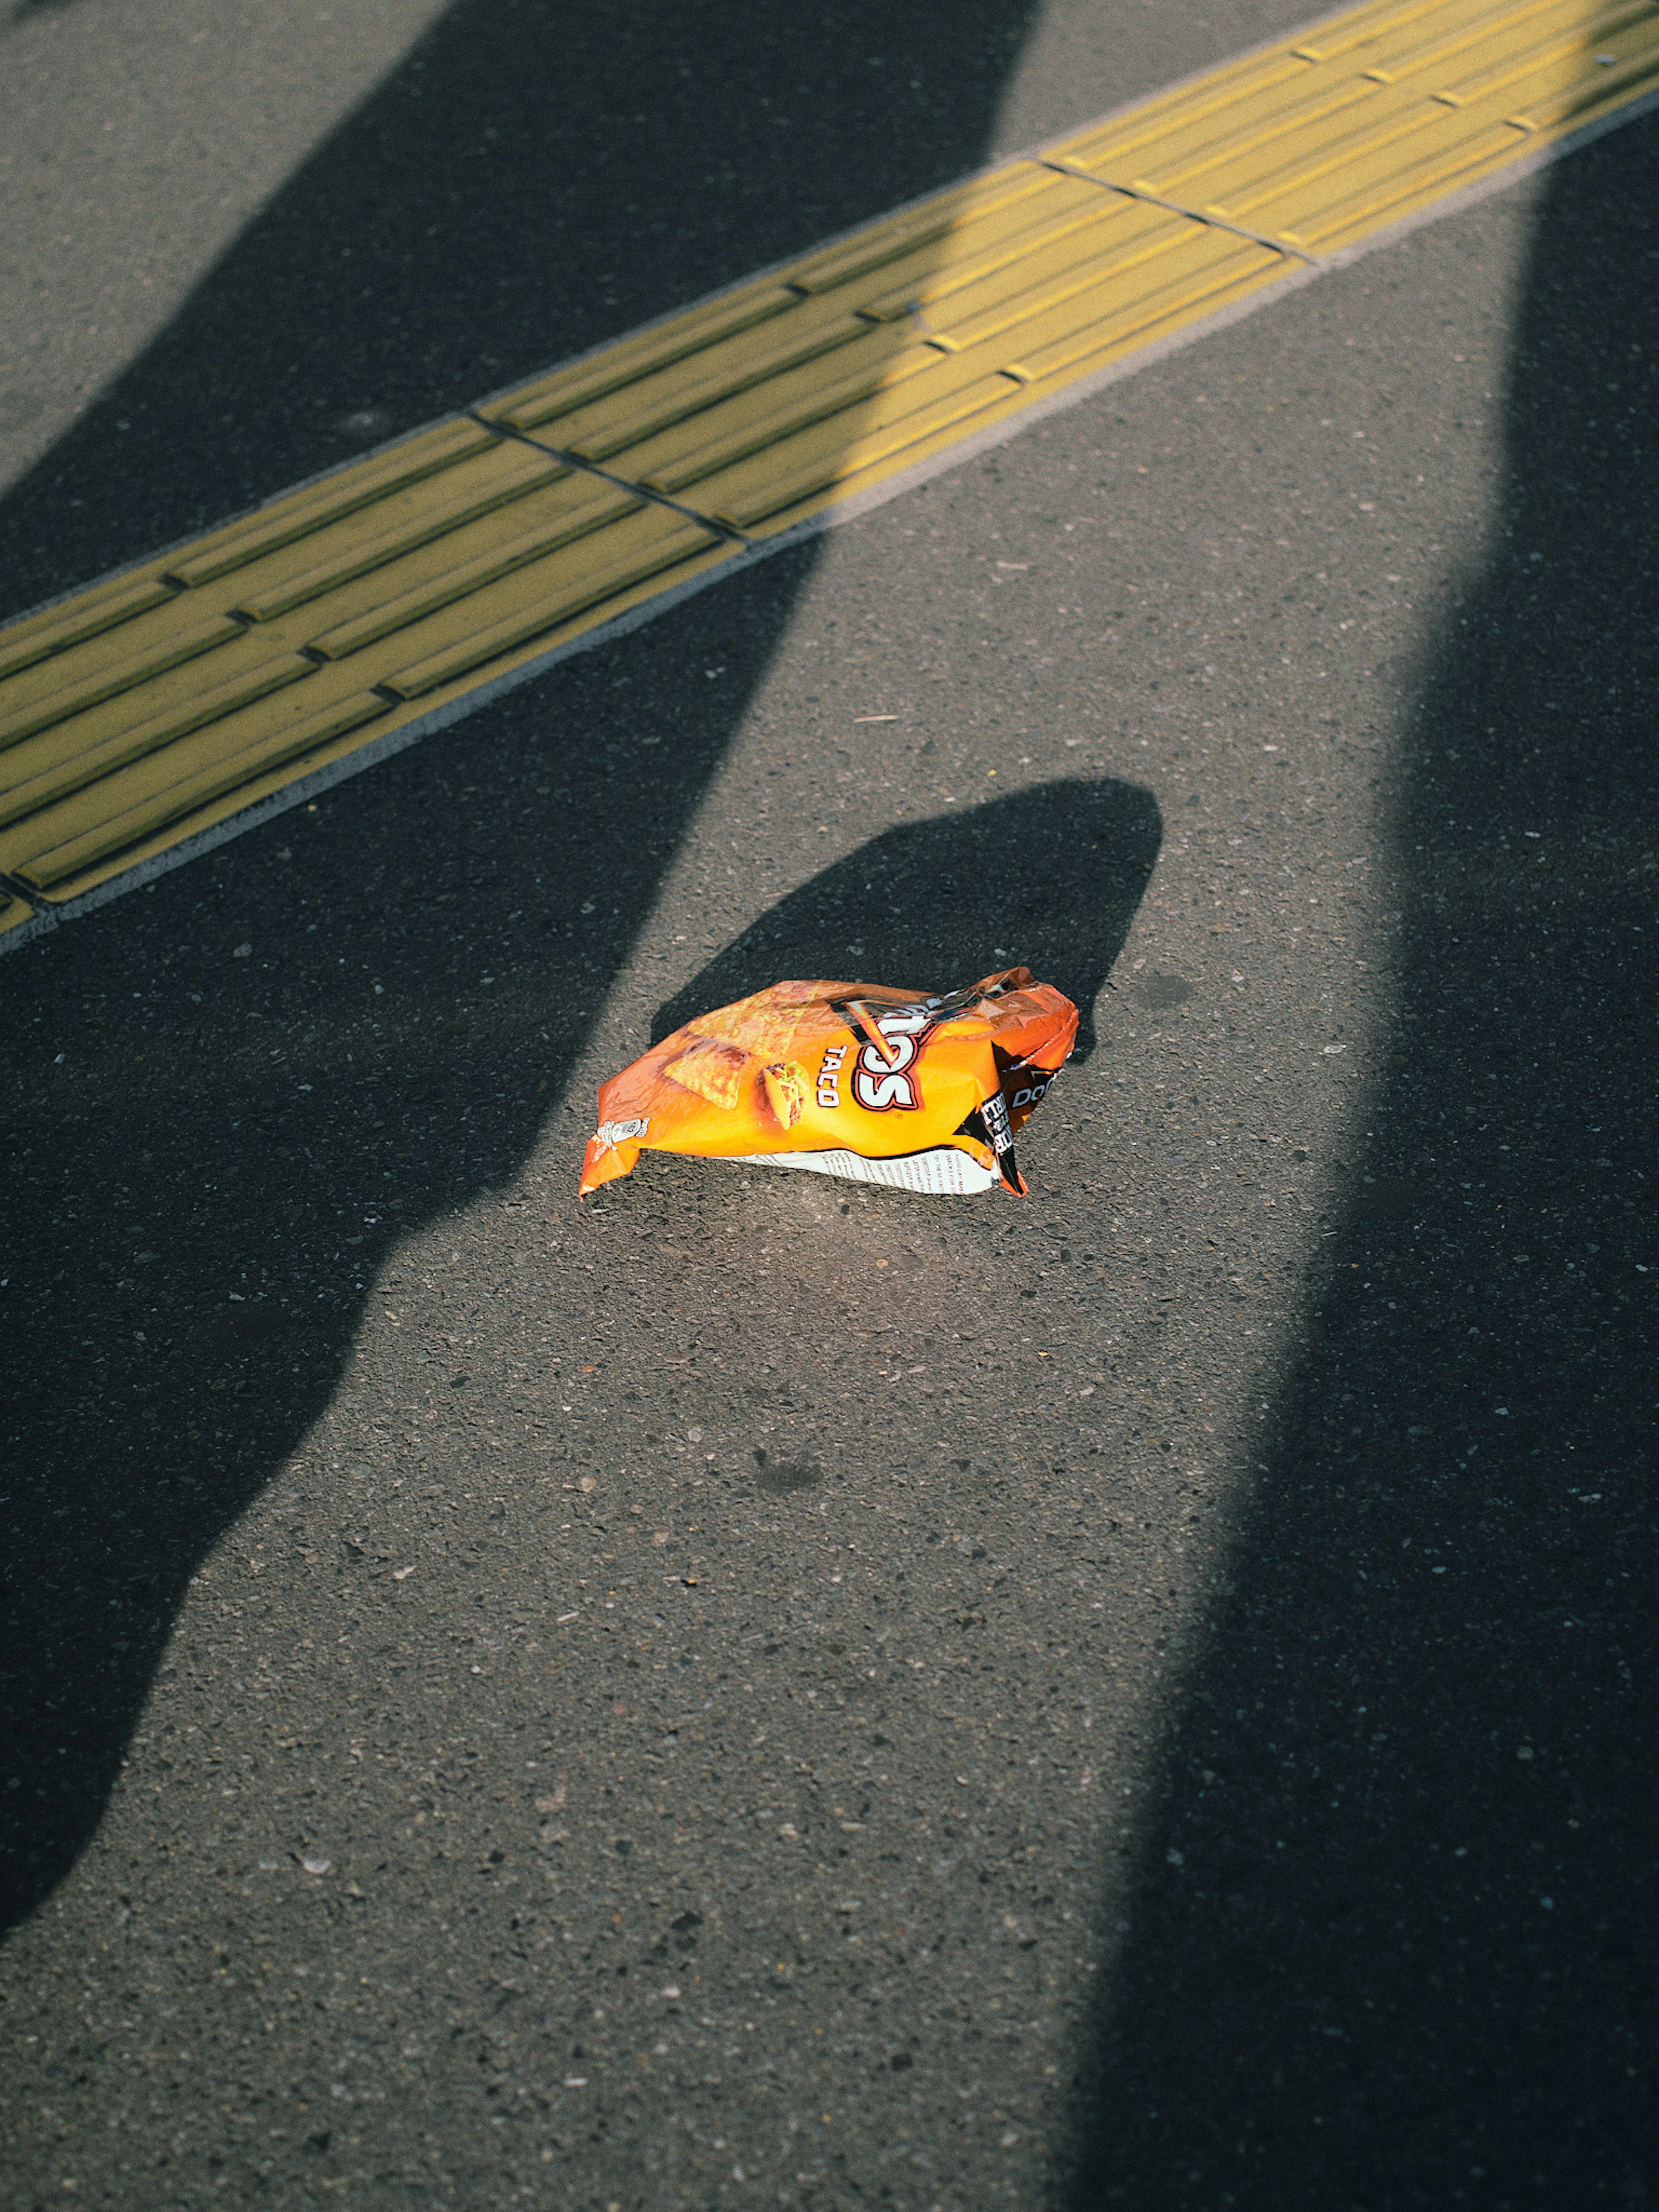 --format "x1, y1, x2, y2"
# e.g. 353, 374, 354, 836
3, 5, 1657, 2209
